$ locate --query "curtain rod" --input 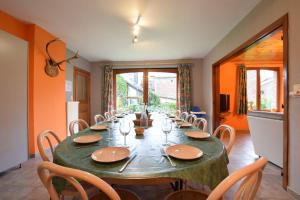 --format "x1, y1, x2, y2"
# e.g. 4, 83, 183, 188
104, 62, 193, 69
112, 62, 192, 66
